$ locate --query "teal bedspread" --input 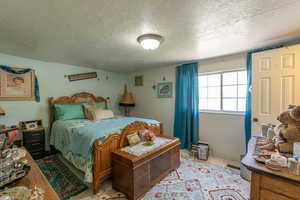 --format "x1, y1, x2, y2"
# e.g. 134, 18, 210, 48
50, 117, 160, 160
